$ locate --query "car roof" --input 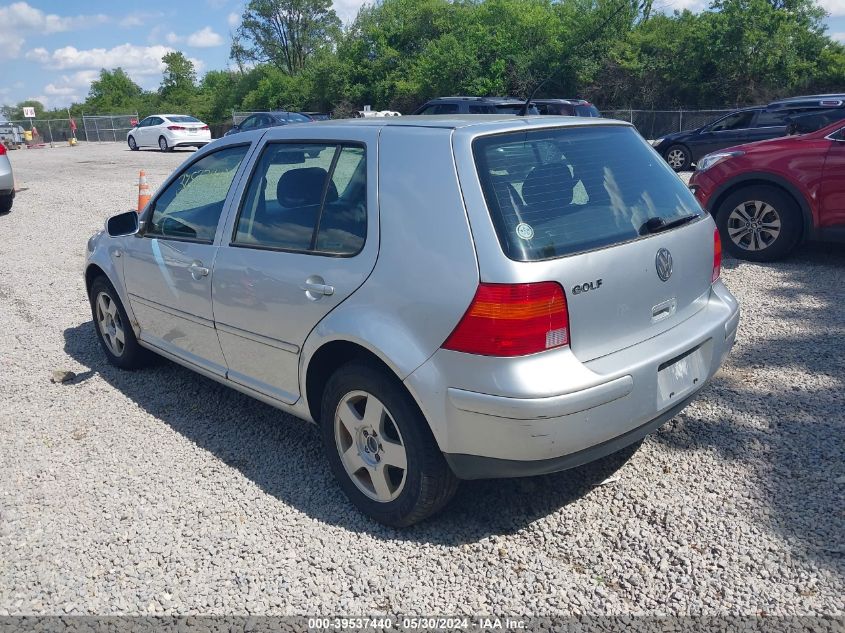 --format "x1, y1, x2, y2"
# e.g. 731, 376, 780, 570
424, 96, 527, 103
769, 93, 845, 103
533, 99, 592, 104
289, 114, 629, 131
